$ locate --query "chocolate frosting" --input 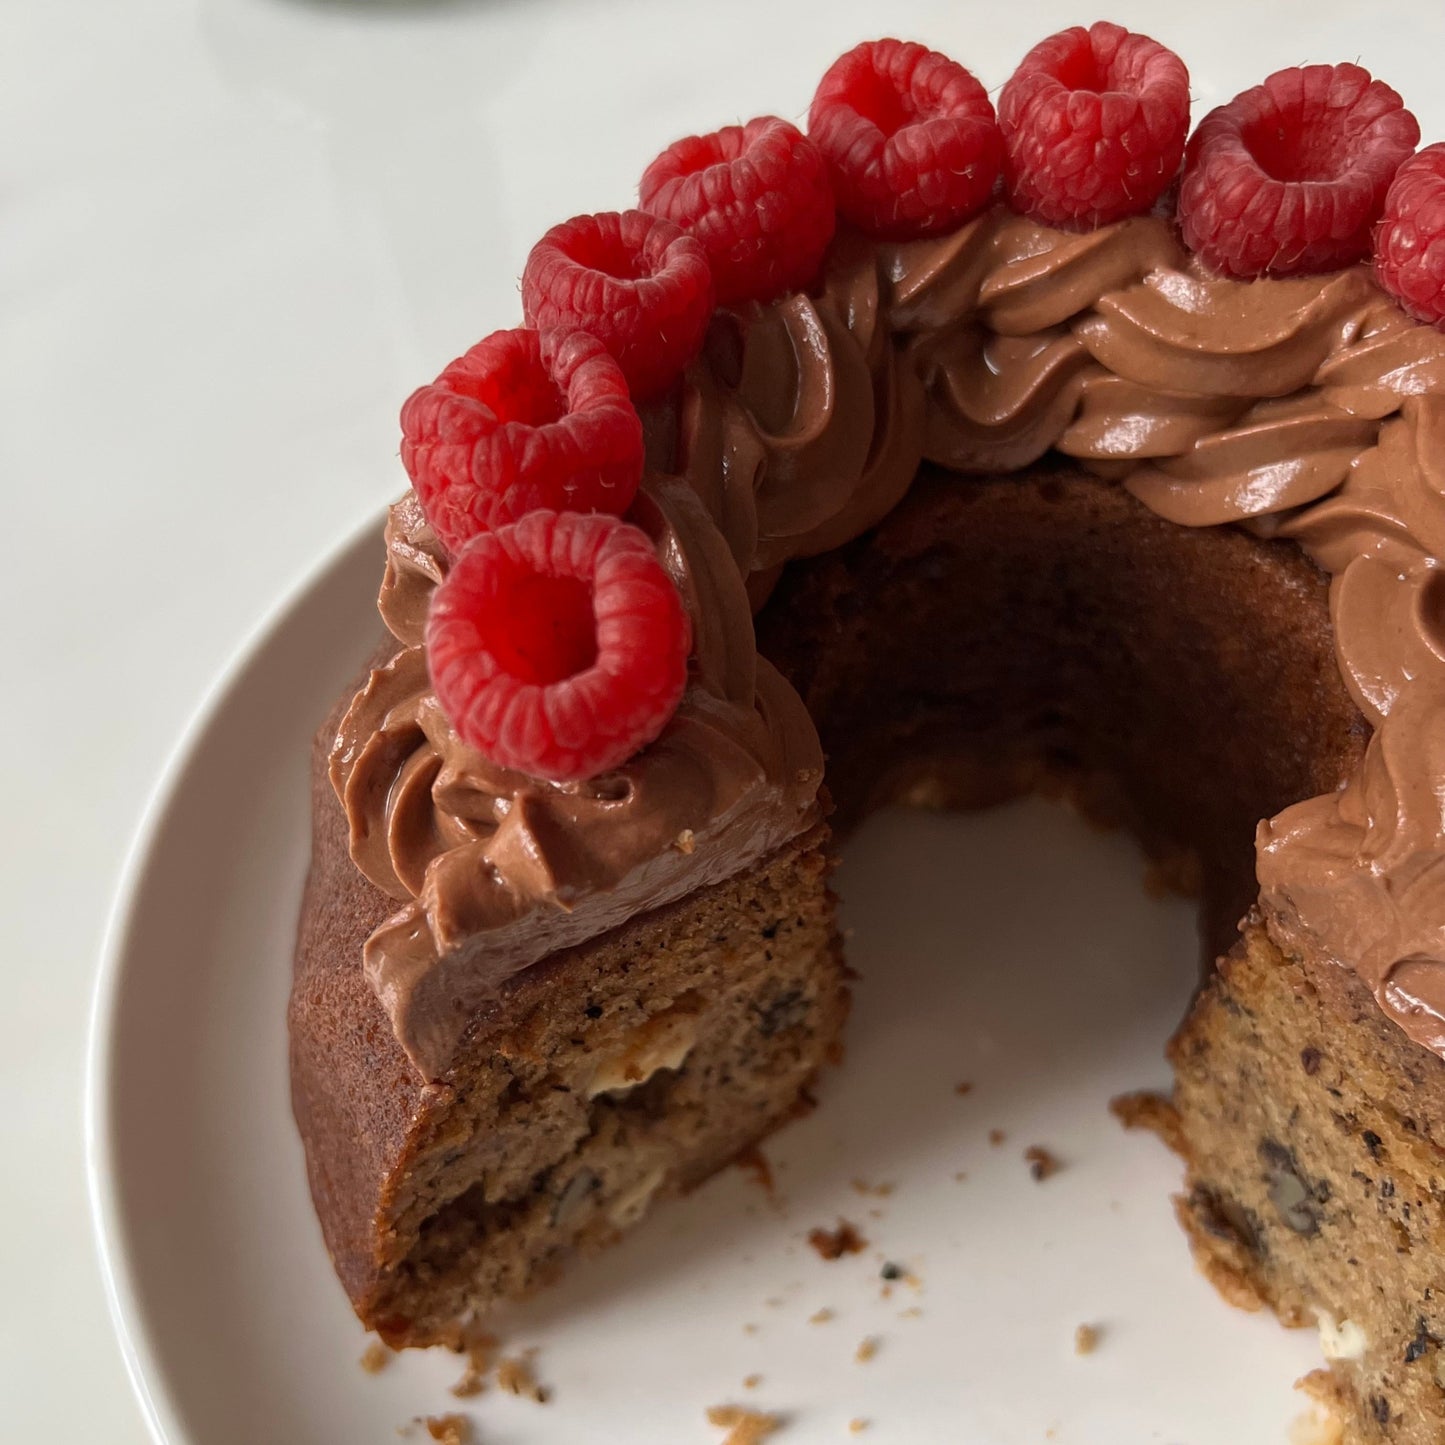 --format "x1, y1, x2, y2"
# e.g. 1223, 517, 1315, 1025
334, 204, 1445, 1079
